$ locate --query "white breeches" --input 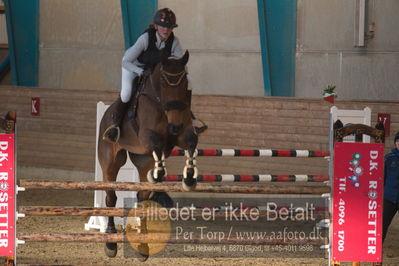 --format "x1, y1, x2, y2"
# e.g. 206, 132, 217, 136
120, 68, 138, 103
